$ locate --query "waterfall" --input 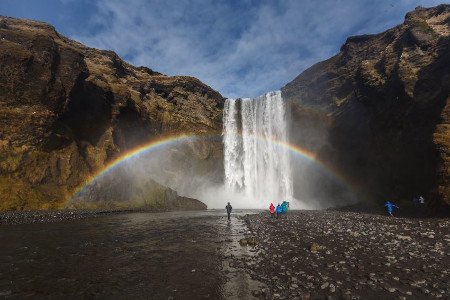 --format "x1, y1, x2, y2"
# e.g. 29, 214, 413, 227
223, 91, 293, 207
